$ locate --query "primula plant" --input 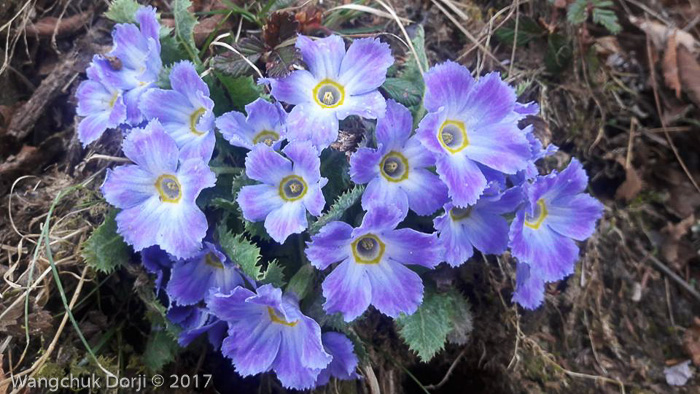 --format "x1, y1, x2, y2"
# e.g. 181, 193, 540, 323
76, 1, 603, 390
